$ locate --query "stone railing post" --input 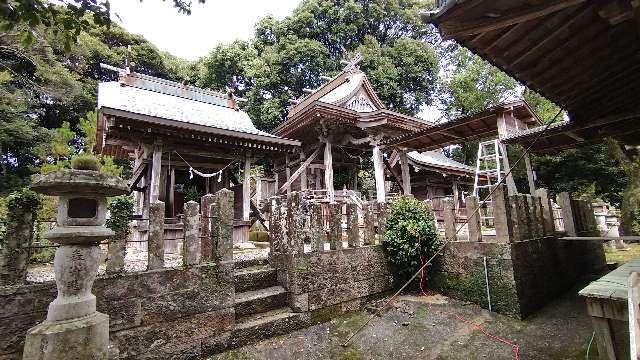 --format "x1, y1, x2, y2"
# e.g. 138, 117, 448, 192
0, 202, 35, 285
328, 203, 343, 250
286, 192, 305, 255
200, 194, 215, 260
558, 192, 576, 236
182, 201, 201, 265
268, 196, 284, 255
465, 195, 482, 242
443, 197, 457, 241
492, 185, 512, 243
148, 201, 165, 270
309, 203, 326, 252
346, 203, 360, 248
534, 188, 555, 235
212, 189, 234, 261
363, 202, 375, 245
377, 202, 388, 243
